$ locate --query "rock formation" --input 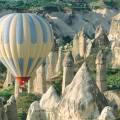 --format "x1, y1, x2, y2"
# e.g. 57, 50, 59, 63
97, 106, 116, 120
111, 41, 120, 68
78, 29, 87, 58
14, 80, 20, 99
72, 29, 87, 59
109, 13, 120, 68
104, 90, 120, 110
34, 60, 46, 95
57, 62, 108, 120
45, 8, 117, 40
28, 71, 36, 94
72, 33, 80, 60
46, 14, 75, 38
40, 86, 60, 110
0, 98, 8, 120
4, 95, 18, 120
72, 29, 92, 60
3, 70, 14, 88
55, 46, 64, 75
92, 25, 110, 51
62, 51, 74, 94
28, 78, 34, 94
39, 86, 60, 120
109, 13, 120, 42
74, 53, 81, 64
27, 86, 60, 120
46, 40, 58, 80
96, 50, 107, 92
26, 101, 42, 120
